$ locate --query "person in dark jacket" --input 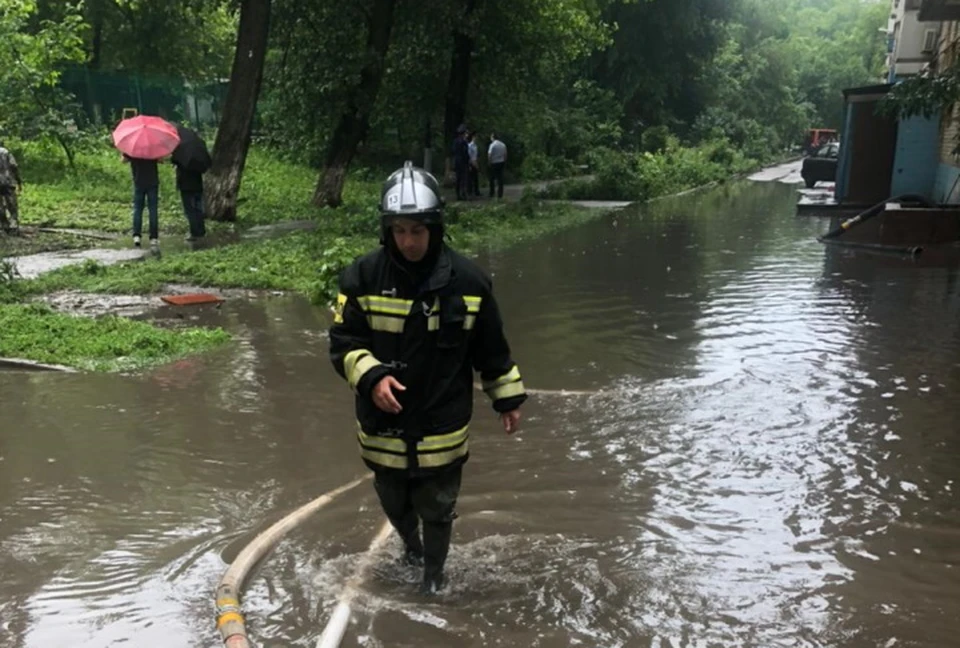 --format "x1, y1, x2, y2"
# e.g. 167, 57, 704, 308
329, 161, 526, 594
0, 140, 23, 235
173, 162, 206, 241
452, 124, 470, 201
